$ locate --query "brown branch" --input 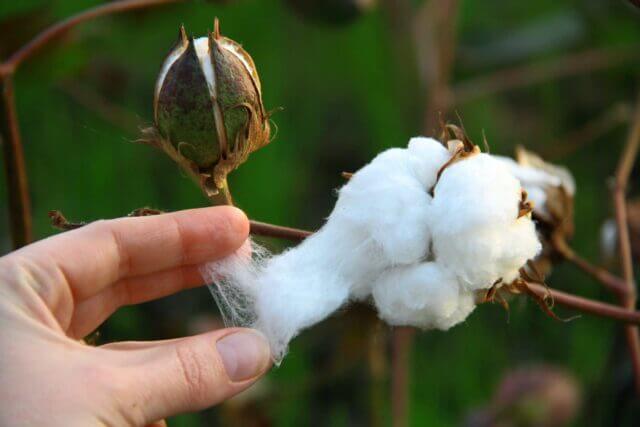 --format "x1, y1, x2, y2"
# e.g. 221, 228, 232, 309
47, 209, 640, 327
417, 0, 460, 136
613, 95, 640, 394
390, 326, 415, 427
451, 46, 640, 107
246, 222, 640, 325
526, 283, 640, 324
1, 0, 185, 75
249, 220, 313, 241
0, 76, 32, 248
48, 211, 85, 230
48, 208, 313, 241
